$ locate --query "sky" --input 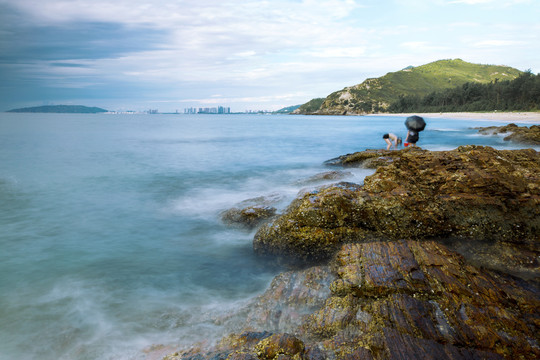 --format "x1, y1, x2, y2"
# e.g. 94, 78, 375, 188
0, 0, 539, 112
